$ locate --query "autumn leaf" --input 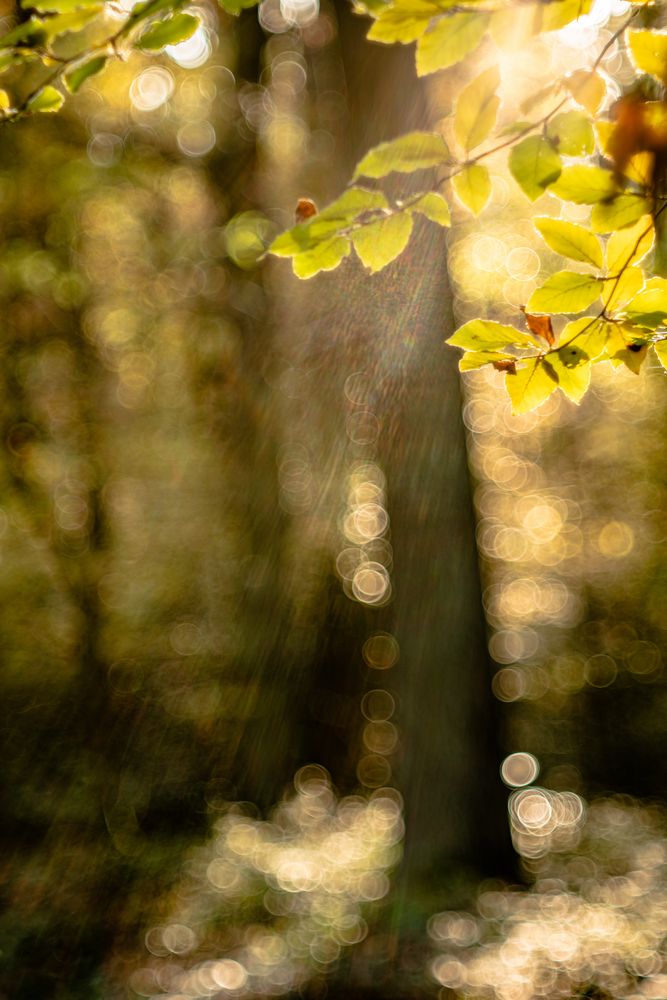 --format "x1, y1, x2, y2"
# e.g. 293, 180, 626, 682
521, 307, 555, 346
295, 198, 317, 223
